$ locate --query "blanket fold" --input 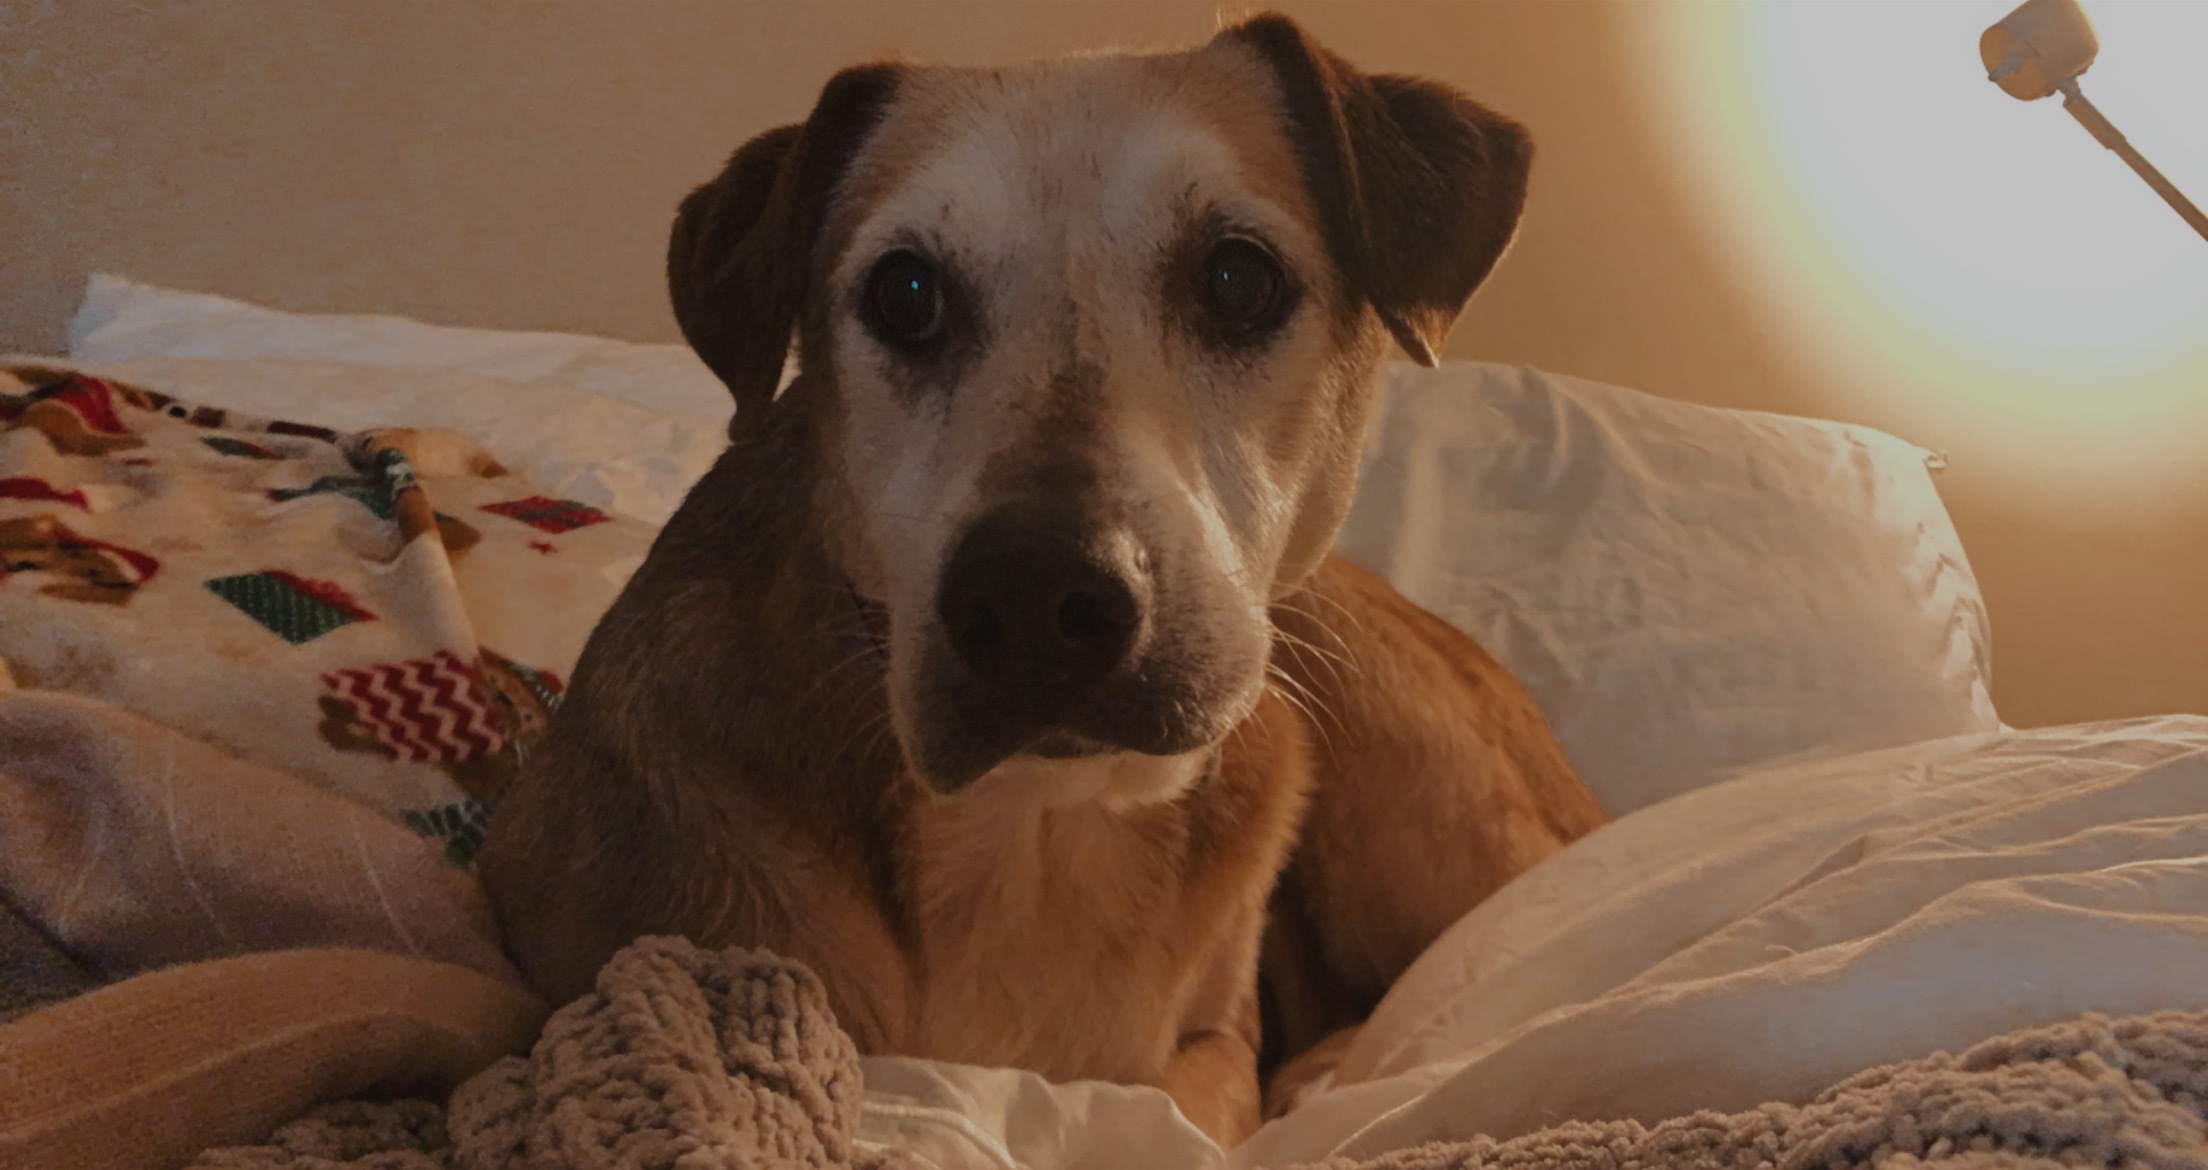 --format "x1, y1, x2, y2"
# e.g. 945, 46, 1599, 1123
1298, 1008, 2208, 1170
172, 937, 2208, 1170
187, 937, 927, 1170
0, 947, 546, 1170
0, 689, 521, 987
